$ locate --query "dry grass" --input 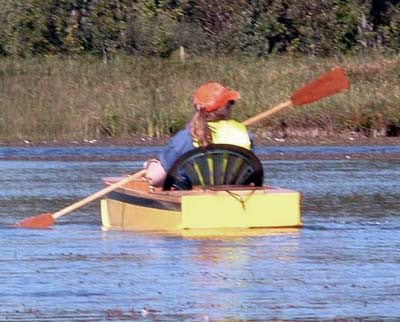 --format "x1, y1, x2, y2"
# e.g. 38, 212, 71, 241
0, 53, 399, 142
